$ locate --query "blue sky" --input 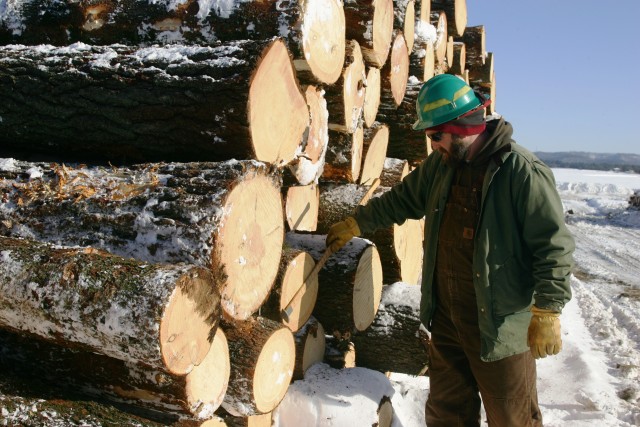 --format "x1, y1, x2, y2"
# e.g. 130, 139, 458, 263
465, 1, 640, 155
